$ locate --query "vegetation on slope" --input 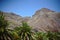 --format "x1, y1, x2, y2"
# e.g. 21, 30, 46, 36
0, 12, 14, 40
0, 12, 60, 40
